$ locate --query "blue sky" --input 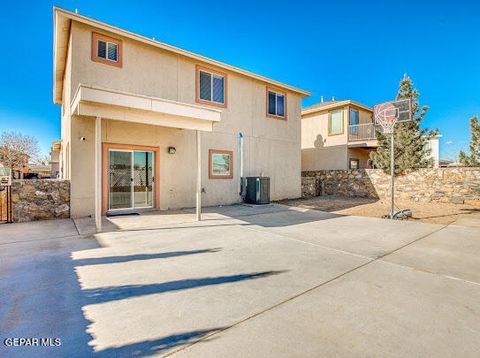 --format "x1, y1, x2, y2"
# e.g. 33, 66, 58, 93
0, 0, 478, 160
